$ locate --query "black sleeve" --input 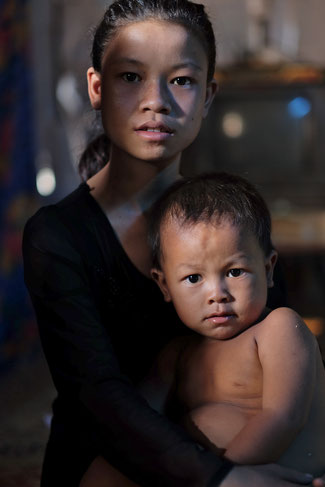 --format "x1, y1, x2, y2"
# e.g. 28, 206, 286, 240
22, 207, 233, 487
